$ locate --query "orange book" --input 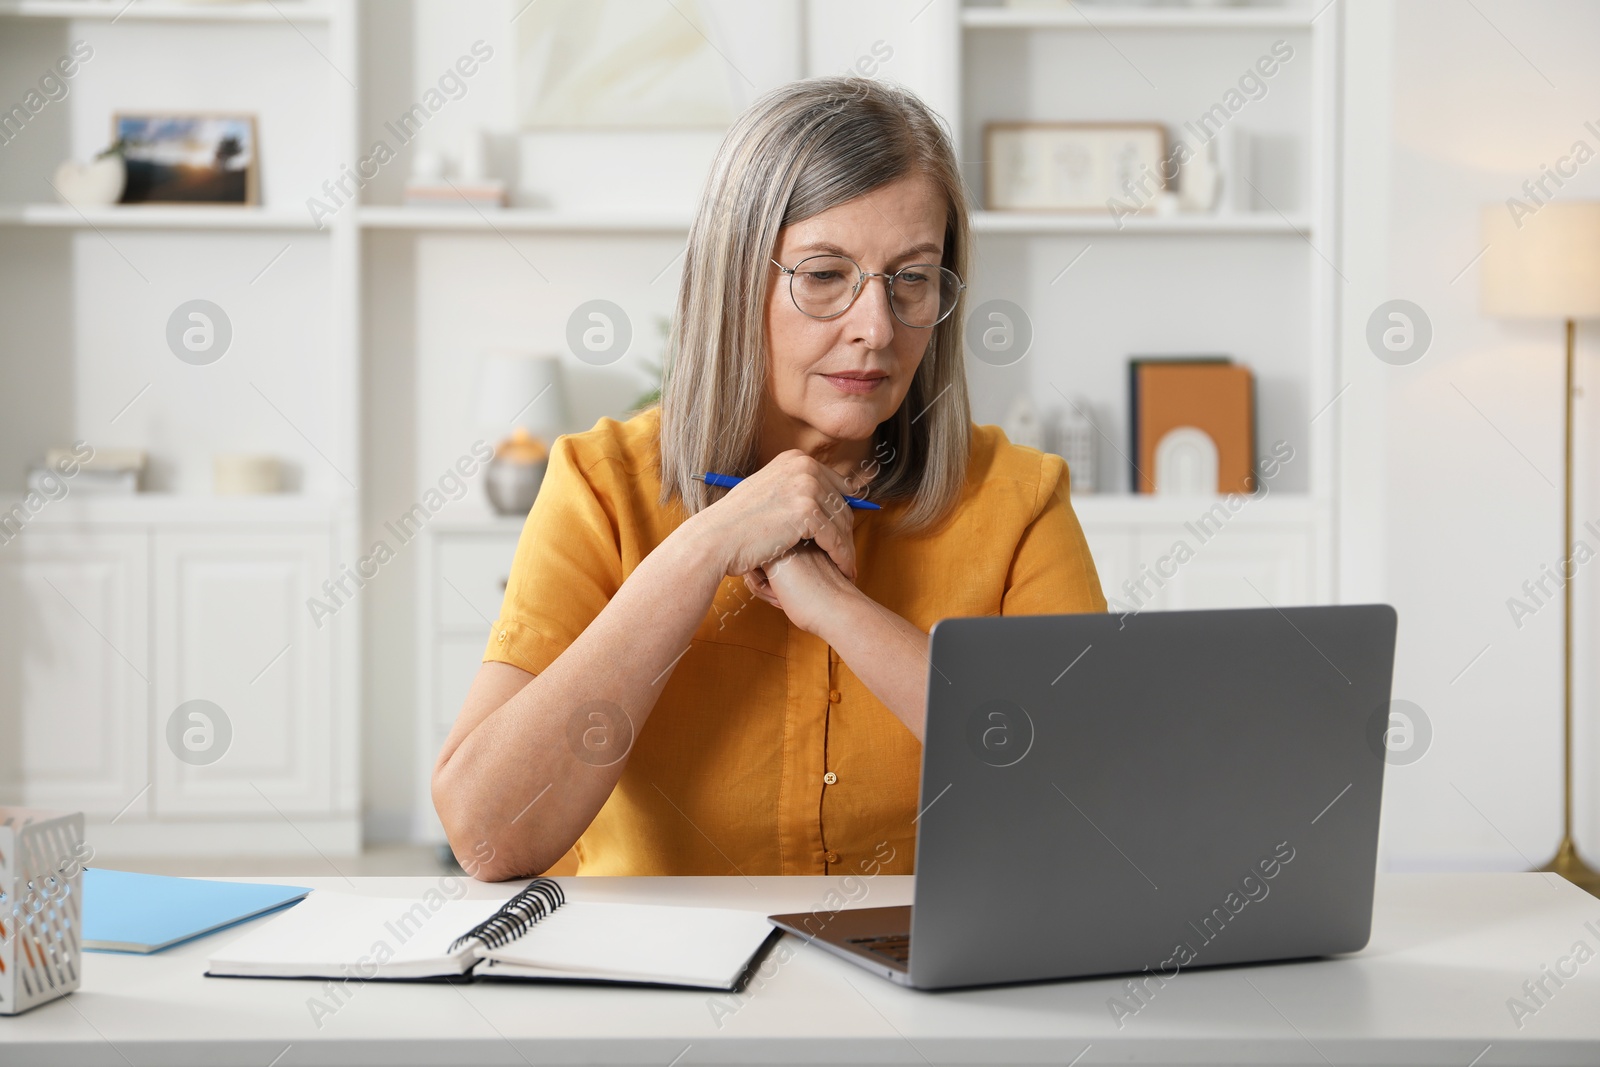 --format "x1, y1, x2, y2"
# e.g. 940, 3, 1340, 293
1130, 360, 1255, 494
